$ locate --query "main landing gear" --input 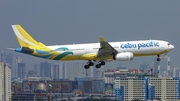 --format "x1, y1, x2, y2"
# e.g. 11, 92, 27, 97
157, 55, 161, 61
95, 61, 105, 68
84, 60, 94, 69
84, 60, 105, 69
